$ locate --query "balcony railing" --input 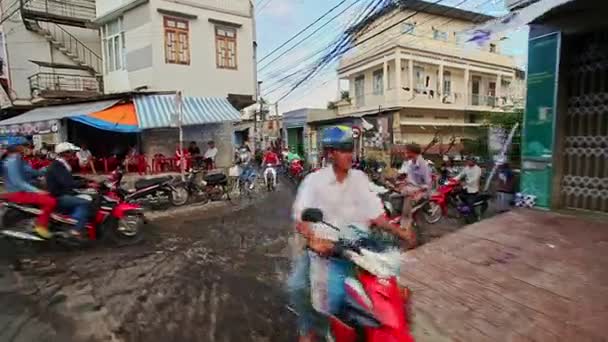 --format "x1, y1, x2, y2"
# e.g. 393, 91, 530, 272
29, 72, 101, 98
21, 0, 96, 27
